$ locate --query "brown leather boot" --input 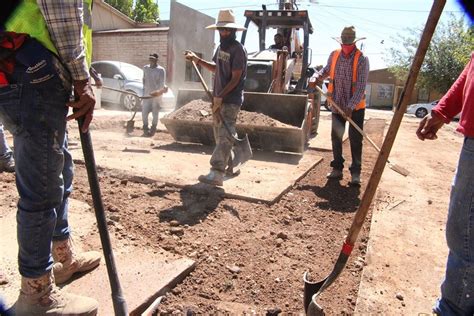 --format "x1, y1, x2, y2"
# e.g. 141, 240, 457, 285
198, 170, 224, 186
15, 272, 98, 316
52, 238, 101, 284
